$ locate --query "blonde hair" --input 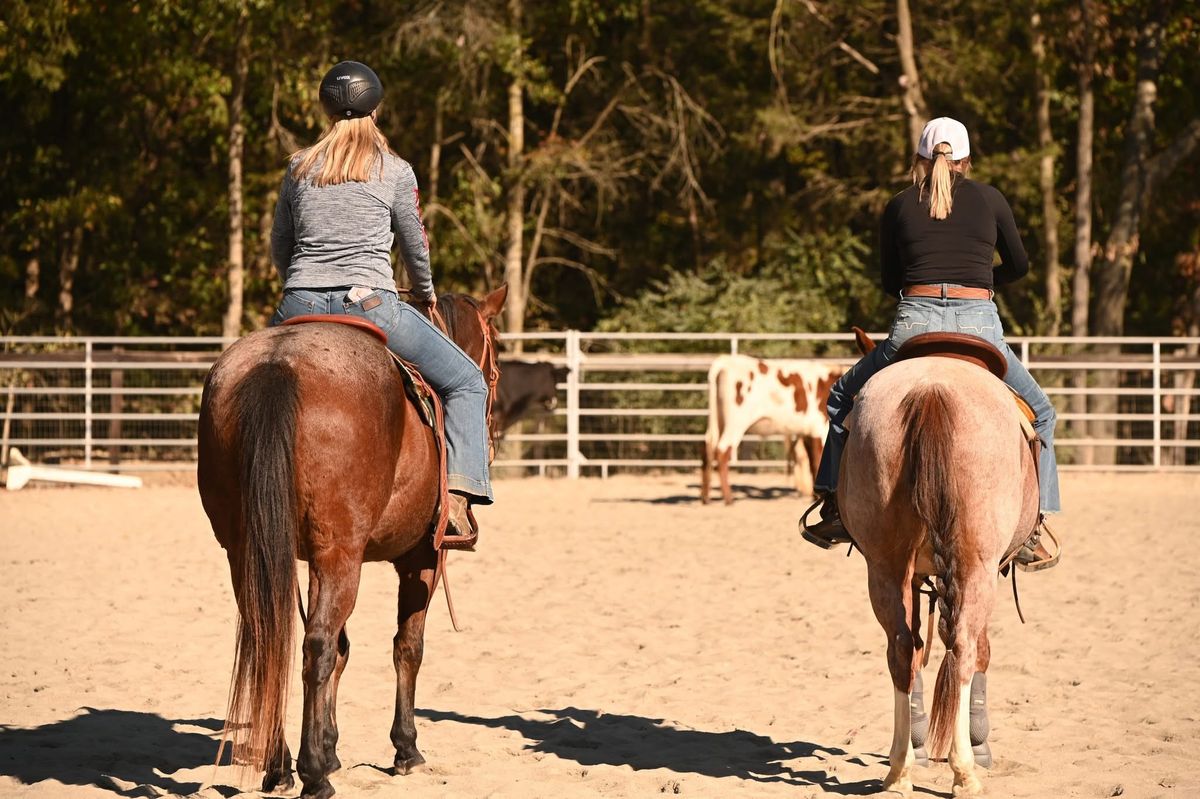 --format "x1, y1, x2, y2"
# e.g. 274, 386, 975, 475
291, 115, 393, 187
913, 142, 971, 220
